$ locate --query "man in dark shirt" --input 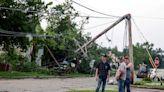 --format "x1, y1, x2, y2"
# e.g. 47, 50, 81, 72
95, 54, 111, 92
